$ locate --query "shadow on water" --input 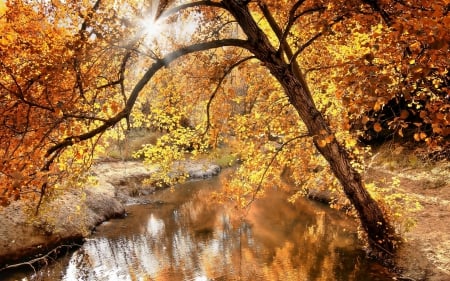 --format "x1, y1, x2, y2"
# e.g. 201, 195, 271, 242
3, 174, 394, 281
